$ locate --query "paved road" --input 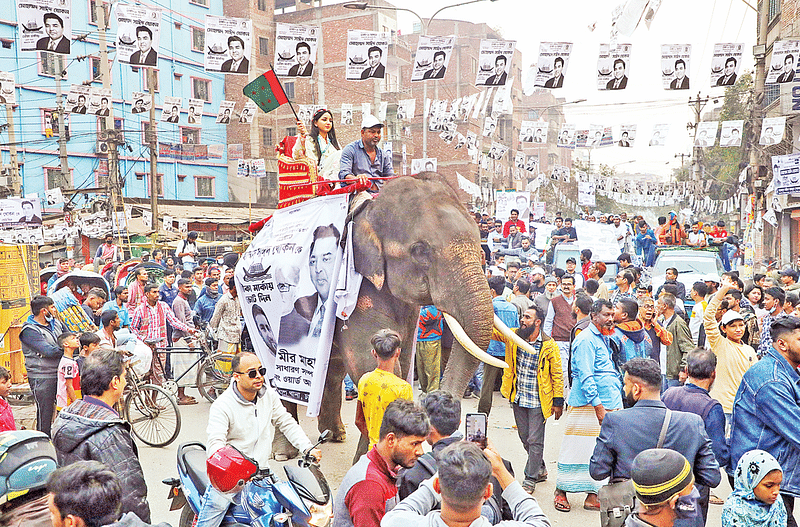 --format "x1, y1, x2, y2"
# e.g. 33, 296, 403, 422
138, 387, 731, 526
